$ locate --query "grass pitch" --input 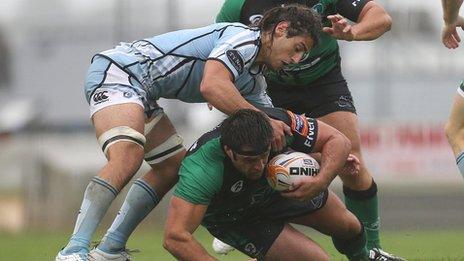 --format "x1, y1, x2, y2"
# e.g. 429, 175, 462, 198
1, 228, 463, 260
